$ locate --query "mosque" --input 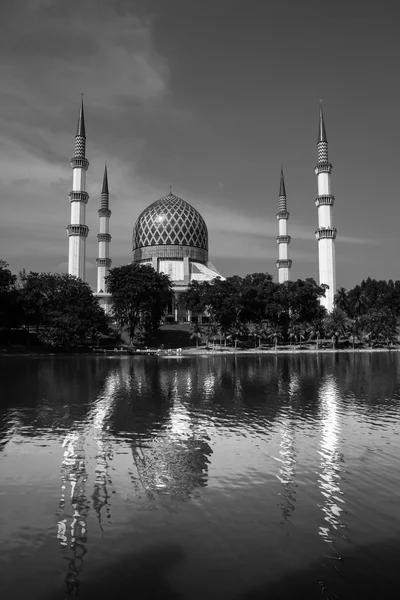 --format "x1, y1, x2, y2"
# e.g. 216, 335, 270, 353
67, 99, 337, 317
